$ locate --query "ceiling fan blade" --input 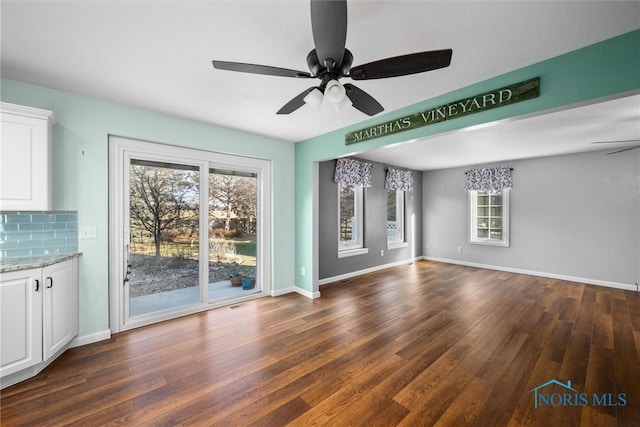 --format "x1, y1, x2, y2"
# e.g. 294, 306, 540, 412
212, 60, 312, 78
310, 0, 347, 69
350, 49, 453, 80
605, 146, 640, 155
344, 83, 384, 116
591, 139, 640, 144
276, 87, 317, 114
